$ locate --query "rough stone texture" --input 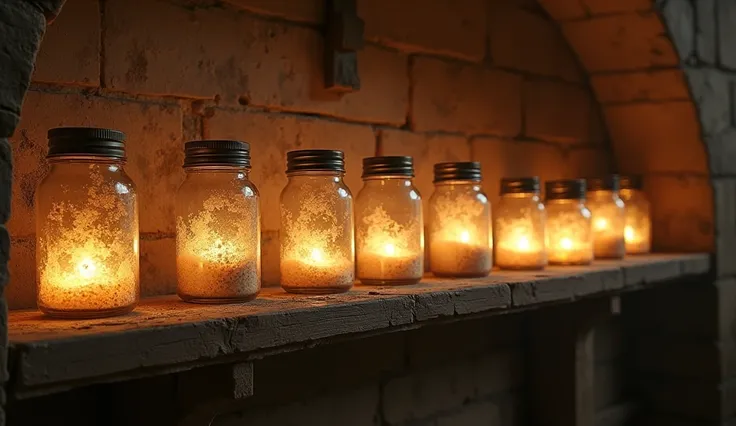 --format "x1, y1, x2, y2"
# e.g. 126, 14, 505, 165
714, 178, 736, 277
411, 57, 522, 135
104, 0, 408, 125
221, 0, 323, 23
487, 1, 583, 82
359, 0, 486, 62
561, 13, 679, 72
660, 0, 695, 61
523, 79, 592, 144
696, 0, 717, 64
591, 69, 690, 104
0, 1, 46, 136
718, 0, 736, 70
32, 0, 99, 86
